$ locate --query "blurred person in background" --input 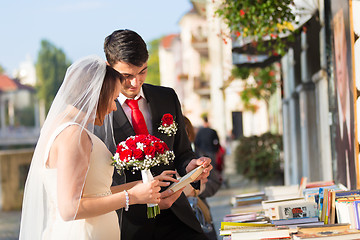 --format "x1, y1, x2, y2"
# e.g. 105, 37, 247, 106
184, 116, 222, 240
195, 116, 220, 170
